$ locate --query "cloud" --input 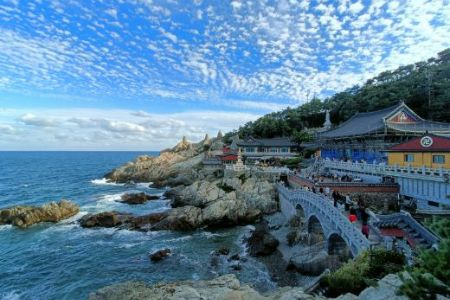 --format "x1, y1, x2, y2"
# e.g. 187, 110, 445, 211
18, 113, 58, 127
0, 108, 260, 150
0, 124, 15, 134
